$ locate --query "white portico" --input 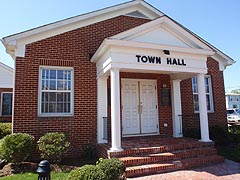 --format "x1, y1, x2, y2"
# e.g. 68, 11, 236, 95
91, 16, 223, 151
